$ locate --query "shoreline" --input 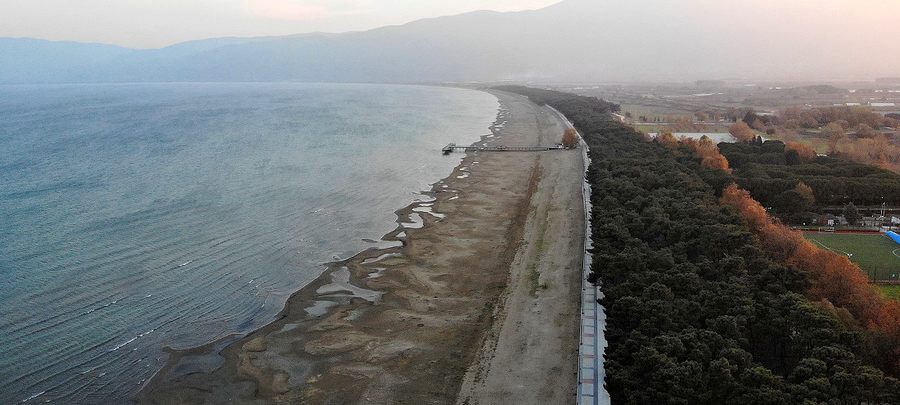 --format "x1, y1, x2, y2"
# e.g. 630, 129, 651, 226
137, 90, 584, 404
454, 103, 585, 404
